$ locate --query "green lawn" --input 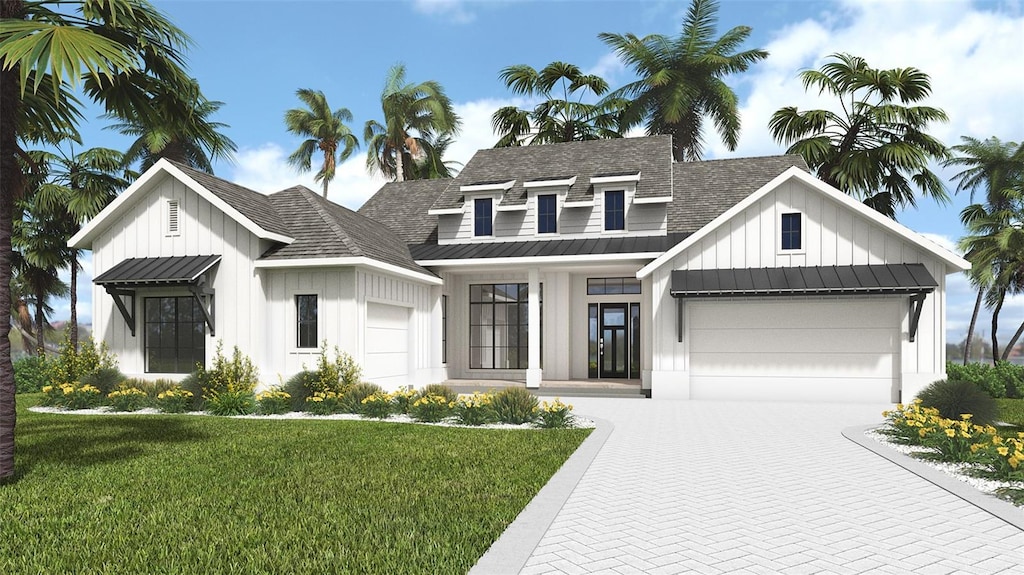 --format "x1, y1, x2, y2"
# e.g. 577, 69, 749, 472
997, 398, 1024, 428
0, 394, 590, 574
